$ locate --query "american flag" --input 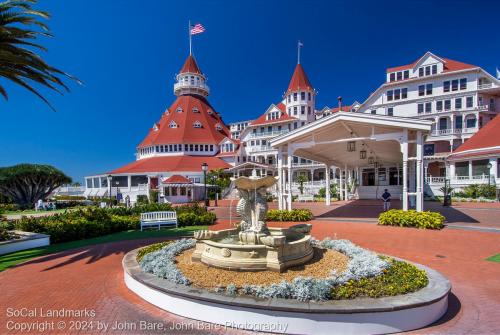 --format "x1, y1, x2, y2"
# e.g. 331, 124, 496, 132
190, 23, 205, 35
